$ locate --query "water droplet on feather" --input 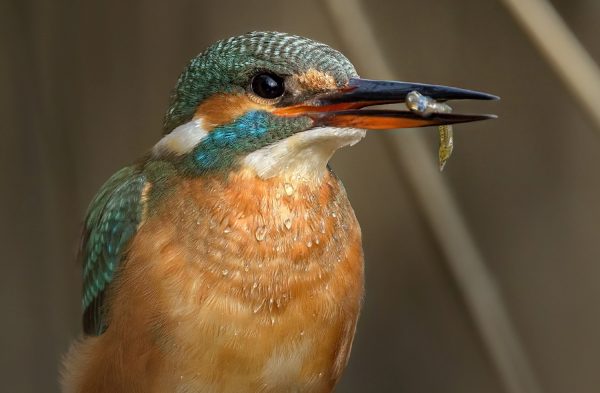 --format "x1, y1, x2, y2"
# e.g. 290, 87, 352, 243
255, 226, 267, 241
284, 183, 294, 196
